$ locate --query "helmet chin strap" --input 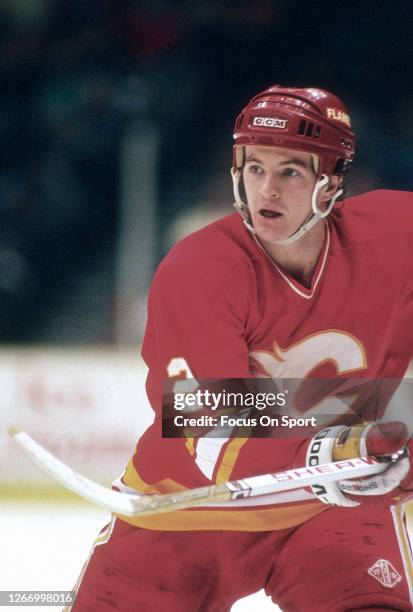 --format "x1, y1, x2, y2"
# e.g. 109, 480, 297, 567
232, 169, 342, 246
